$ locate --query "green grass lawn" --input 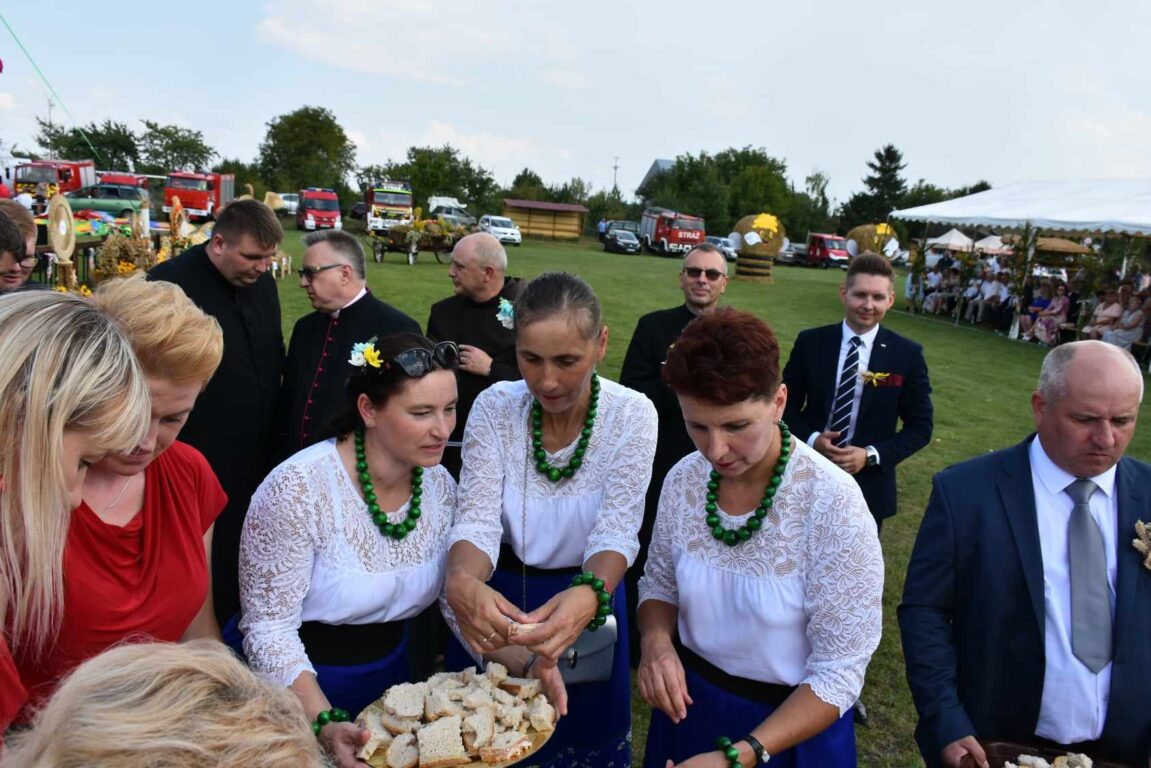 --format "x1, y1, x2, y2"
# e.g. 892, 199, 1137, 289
275, 229, 1151, 767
